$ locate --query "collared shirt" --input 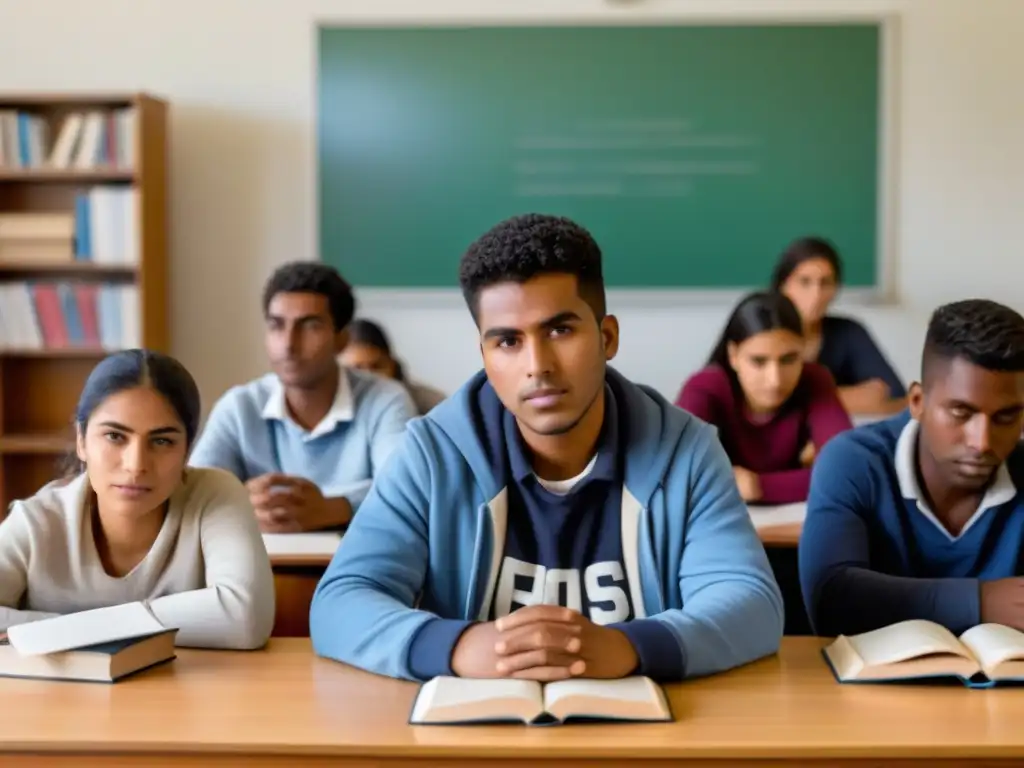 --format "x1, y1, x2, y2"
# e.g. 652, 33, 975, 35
799, 410, 1024, 637
189, 366, 416, 512
484, 384, 633, 625
894, 418, 1017, 541
260, 366, 354, 441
